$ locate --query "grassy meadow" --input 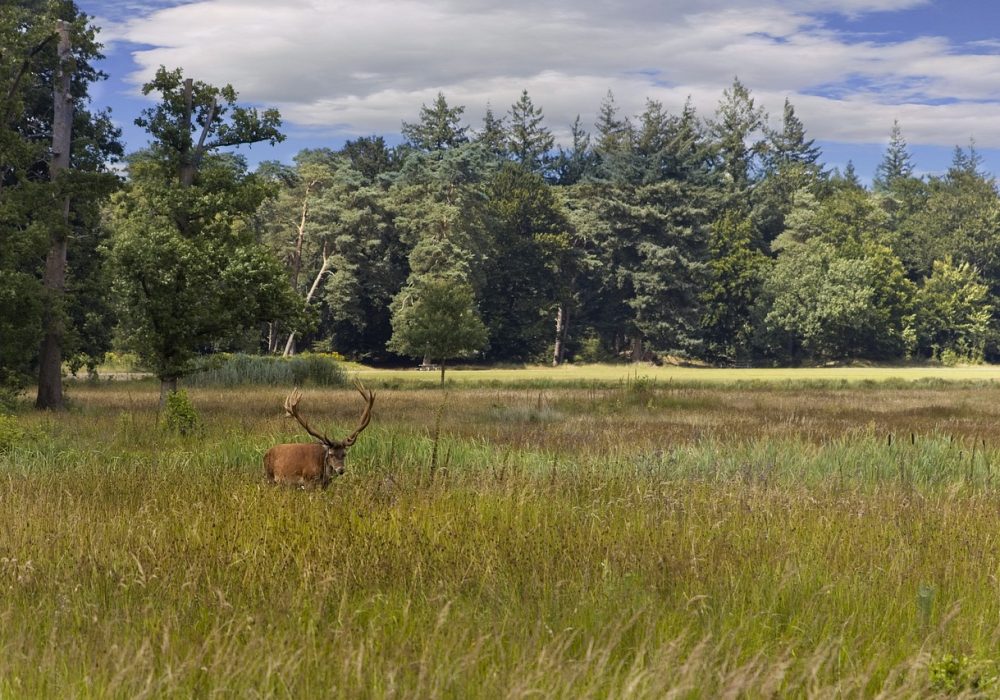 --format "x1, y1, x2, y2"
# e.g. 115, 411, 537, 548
4, 369, 1000, 696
